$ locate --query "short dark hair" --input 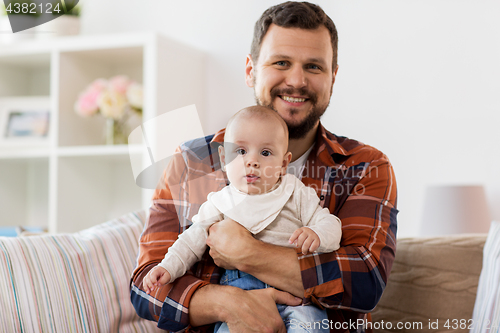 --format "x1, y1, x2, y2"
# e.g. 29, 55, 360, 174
251, 1, 338, 70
